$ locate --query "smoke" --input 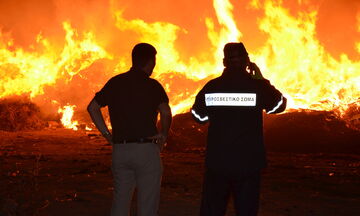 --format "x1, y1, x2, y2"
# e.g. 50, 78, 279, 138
0, 0, 57, 48
317, 0, 360, 60
0, 0, 117, 52
1, 0, 359, 59
230, 0, 360, 60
